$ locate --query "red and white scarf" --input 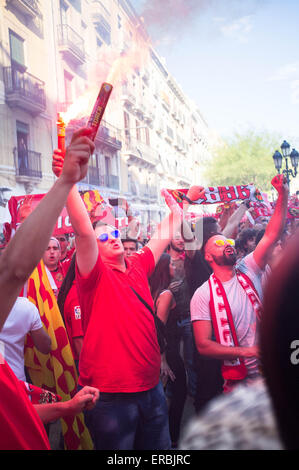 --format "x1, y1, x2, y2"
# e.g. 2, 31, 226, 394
208, 271, 262, 381
162, 184, 266, 208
